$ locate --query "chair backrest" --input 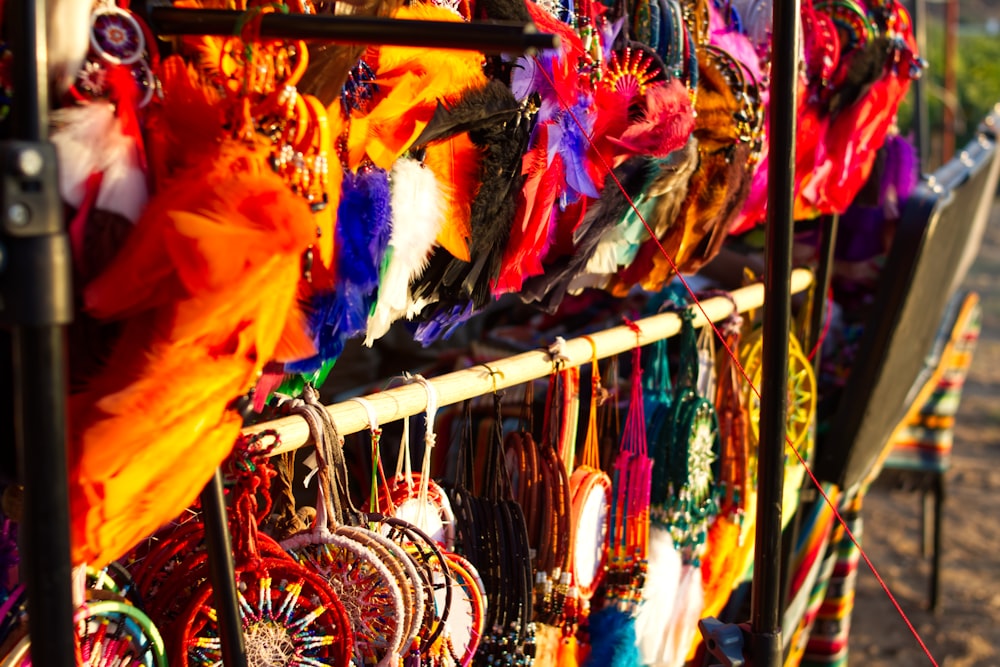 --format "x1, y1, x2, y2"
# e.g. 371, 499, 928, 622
815, 109, 1000, 492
